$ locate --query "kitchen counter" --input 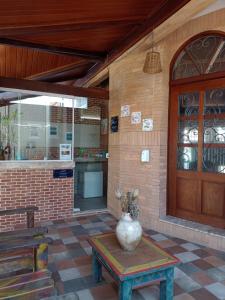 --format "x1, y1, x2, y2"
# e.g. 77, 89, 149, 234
0, 160, 75, 169
75, 157, 108, 163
